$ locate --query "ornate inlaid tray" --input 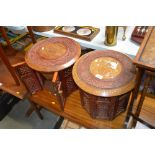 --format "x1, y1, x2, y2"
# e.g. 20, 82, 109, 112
54, 26, 100, 41
73, 50, 136, 97
134, 26, 155, 71
25, 37, 81, 72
